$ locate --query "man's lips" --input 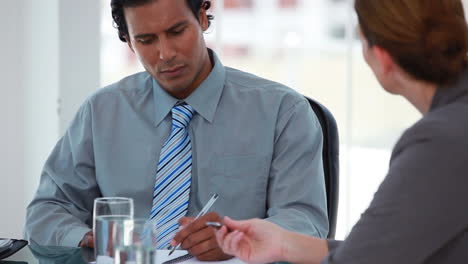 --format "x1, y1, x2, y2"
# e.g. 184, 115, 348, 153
160, 65, 185, 76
